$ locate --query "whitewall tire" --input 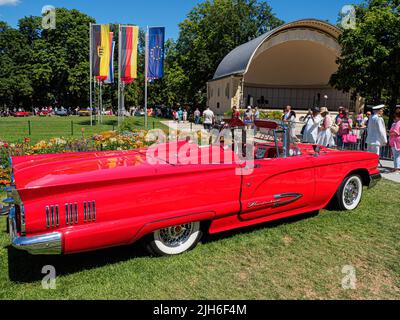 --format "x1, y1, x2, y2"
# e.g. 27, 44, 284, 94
335, 175, 364, 211
145, 221, 202, 256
